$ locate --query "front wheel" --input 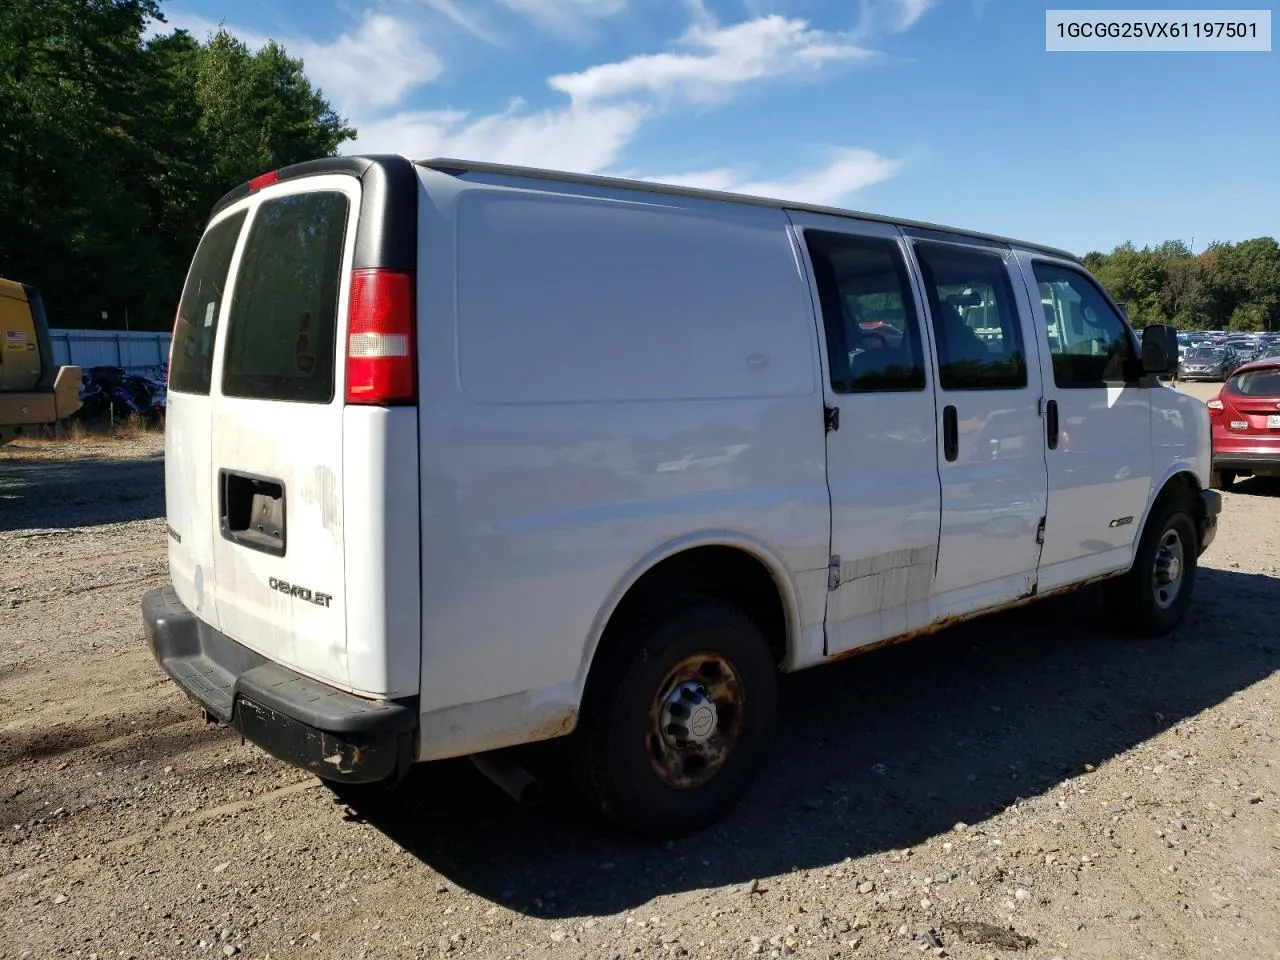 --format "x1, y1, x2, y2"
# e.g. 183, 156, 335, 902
1104, 496, 1199, 637
575, 595, 777, 839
